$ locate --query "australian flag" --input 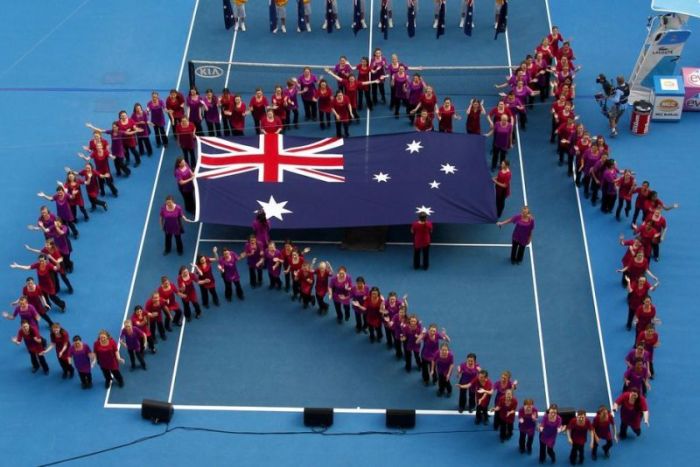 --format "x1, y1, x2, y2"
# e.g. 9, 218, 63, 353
380, 0, 389, 40
352, 0, 363, 35
436, 1, 446, 39
194, 133, 496, 228
223, 0, 235, 30
407, 1, 416, 38
495, 0, 508, 40
297, 0, 307, 31
326, 0, 334, 34
464, 0, 474, 36
269, 0, 277, 32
